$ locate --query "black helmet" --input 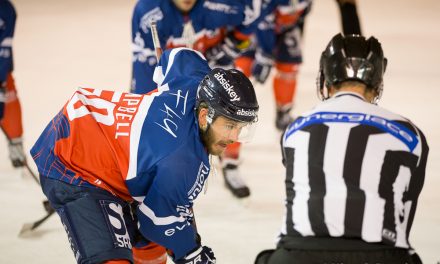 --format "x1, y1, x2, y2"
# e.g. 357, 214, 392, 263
197, 68, 259, 123
317, 33, 387, 101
